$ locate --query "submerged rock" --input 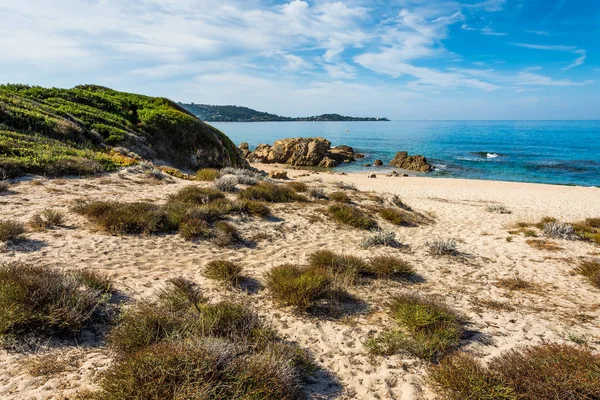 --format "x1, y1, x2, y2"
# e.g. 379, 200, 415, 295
390, 151, 433, 172
243, 137, 364, 167
374, 159, 383, 166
